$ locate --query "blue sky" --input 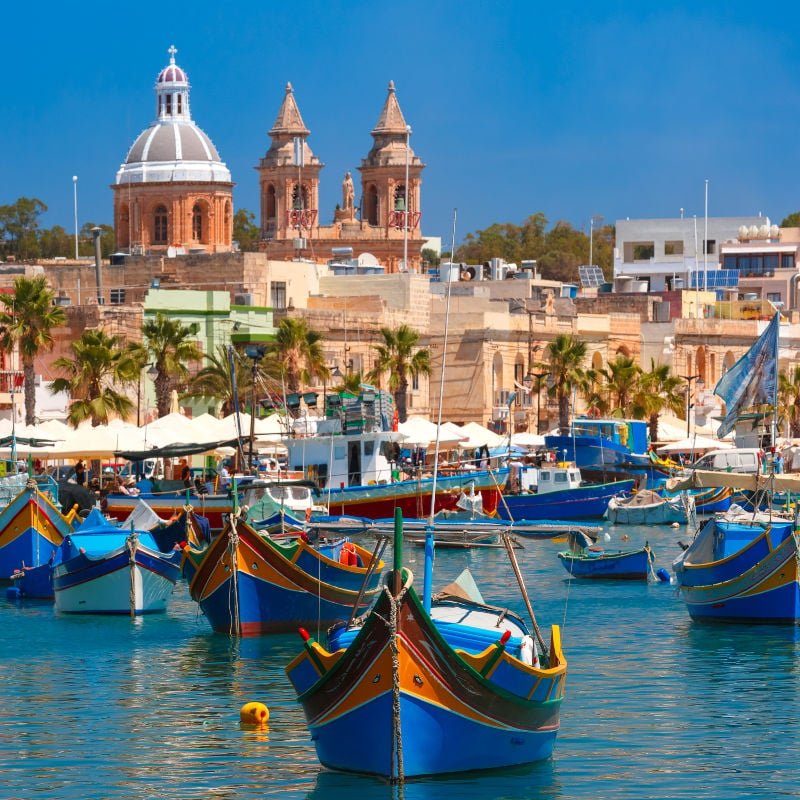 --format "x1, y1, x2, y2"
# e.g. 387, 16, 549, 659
4, 1, 800, 246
